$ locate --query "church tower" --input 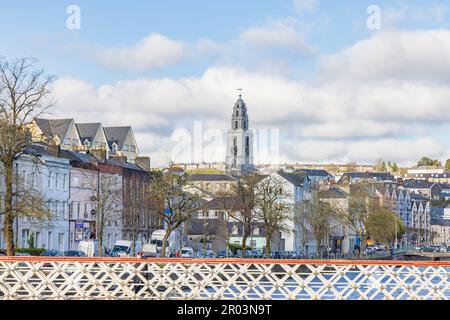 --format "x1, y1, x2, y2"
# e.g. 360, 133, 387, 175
225, 94, 254, 175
